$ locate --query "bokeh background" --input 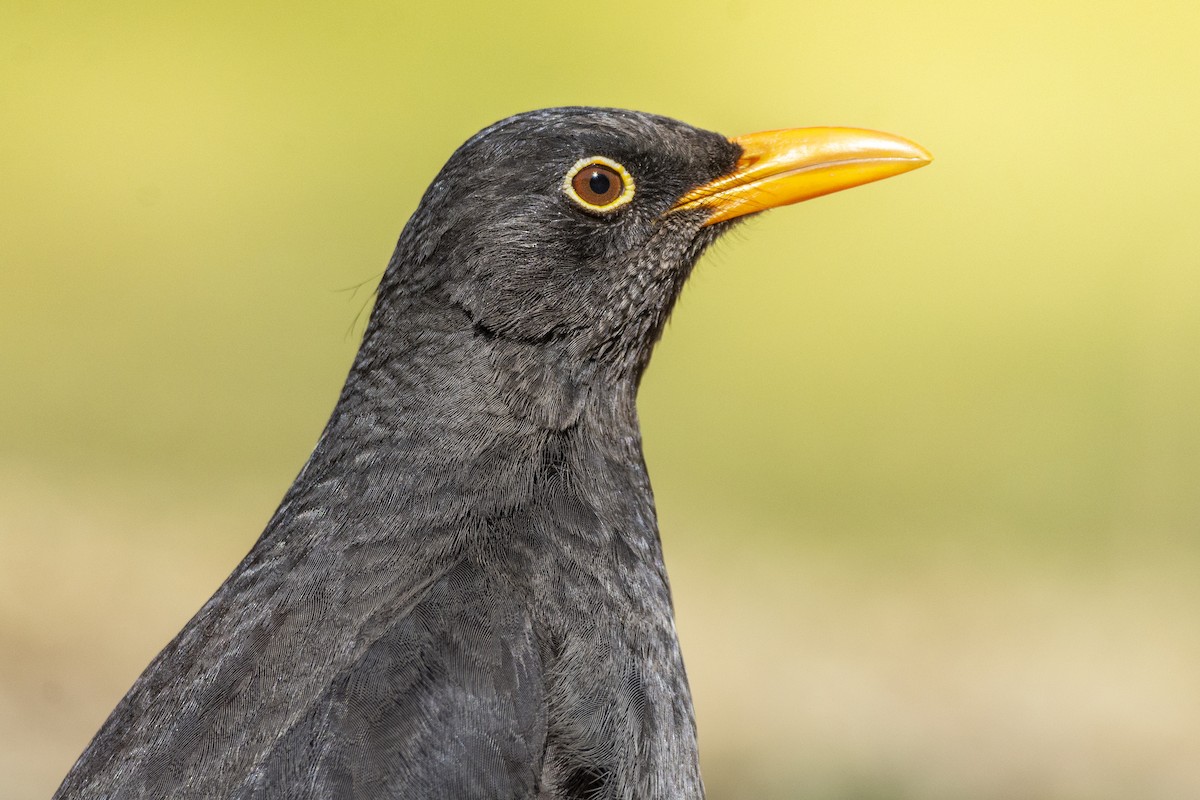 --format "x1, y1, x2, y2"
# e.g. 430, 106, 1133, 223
4, 1, 1199, 798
